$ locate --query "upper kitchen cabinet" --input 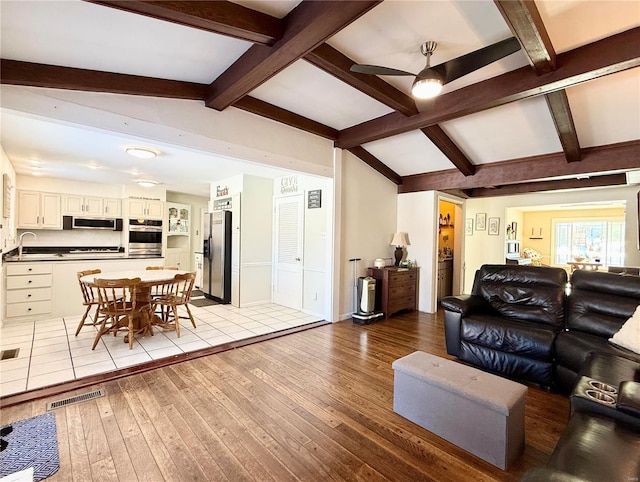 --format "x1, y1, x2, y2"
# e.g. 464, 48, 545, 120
167, 203, 190, 235
17, 190, 62, 229
126, 199, 164, 220
166, 202, 191, 269
63, 195, 122, 217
